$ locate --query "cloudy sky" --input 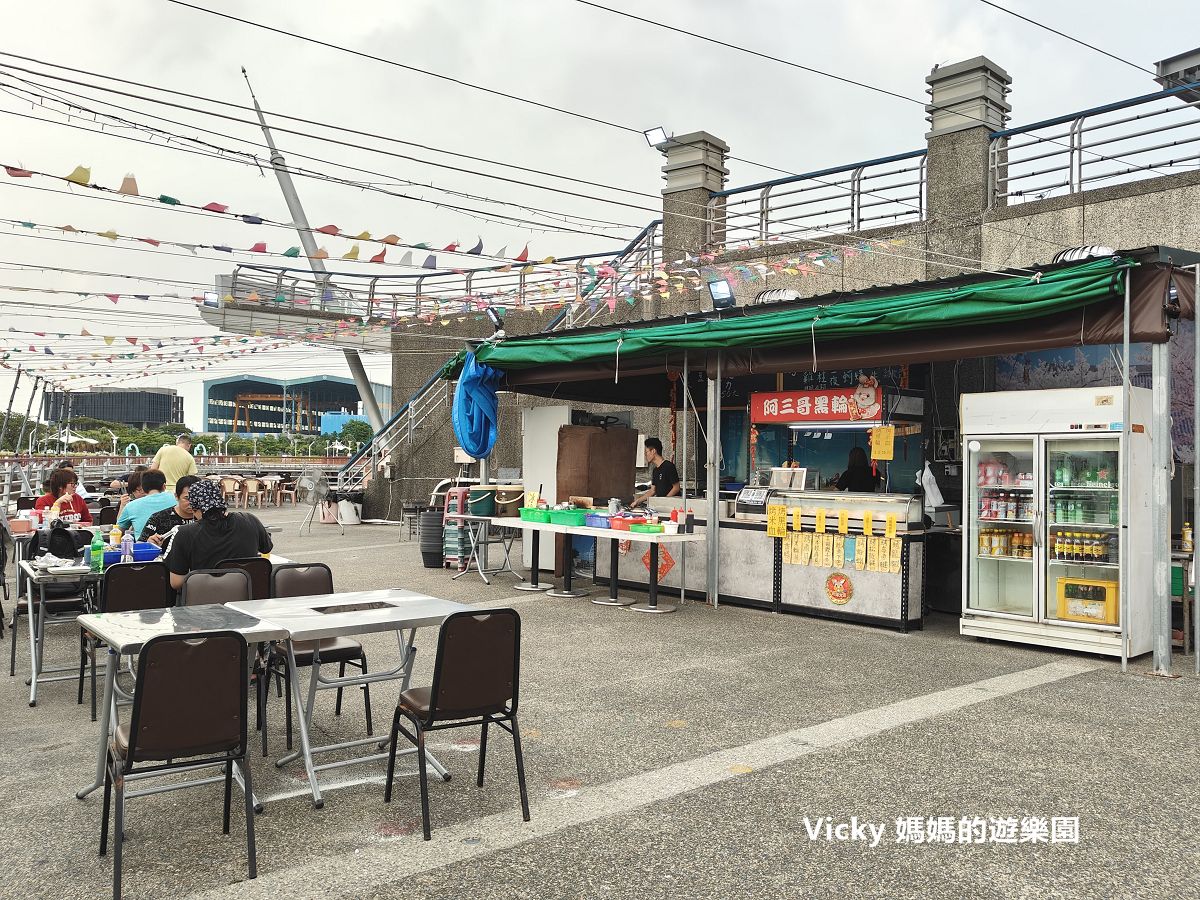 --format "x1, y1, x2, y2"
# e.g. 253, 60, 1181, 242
0, 0, 1195, 432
